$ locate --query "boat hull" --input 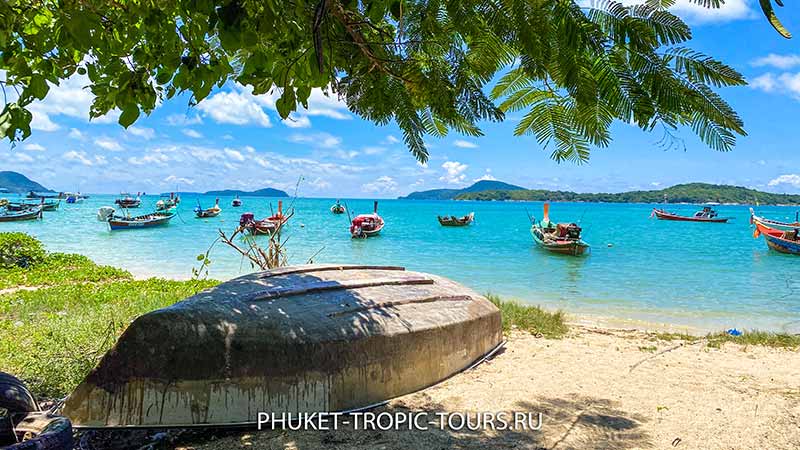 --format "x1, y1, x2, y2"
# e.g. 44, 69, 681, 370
754, 222, 800, 255
0, 208, 41, 222
531, 226, 589, 256
652, 209, 729, 223
61, 265, 502, 428
108, 214, 173, 230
